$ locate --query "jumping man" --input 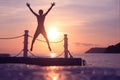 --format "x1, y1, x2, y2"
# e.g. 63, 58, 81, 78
26, 2, 55, 51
